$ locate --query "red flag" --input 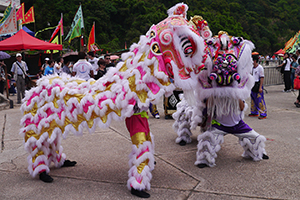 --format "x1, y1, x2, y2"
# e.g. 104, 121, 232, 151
49, 15, 63, 42
16, 3, 24, 21
88, 24, 95, 52
22, 6, 35, 24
